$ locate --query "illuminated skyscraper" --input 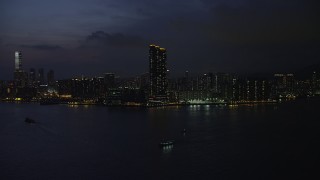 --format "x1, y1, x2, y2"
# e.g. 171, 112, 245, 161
149, 44, 167, 99
15, 51, 22, 70
13, 51, 28, 87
